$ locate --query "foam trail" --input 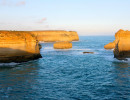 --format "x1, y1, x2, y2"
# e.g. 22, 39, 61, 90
71, 49, 91, 51
44, 47, 53, 50
0, 62, 19, 67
